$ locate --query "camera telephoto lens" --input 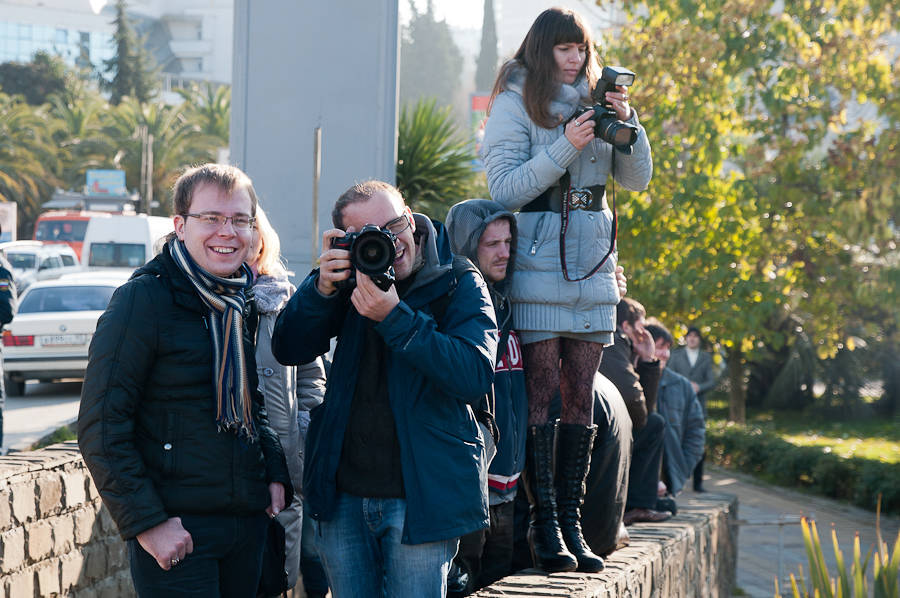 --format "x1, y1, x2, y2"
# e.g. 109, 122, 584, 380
351, 227, 396, 275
